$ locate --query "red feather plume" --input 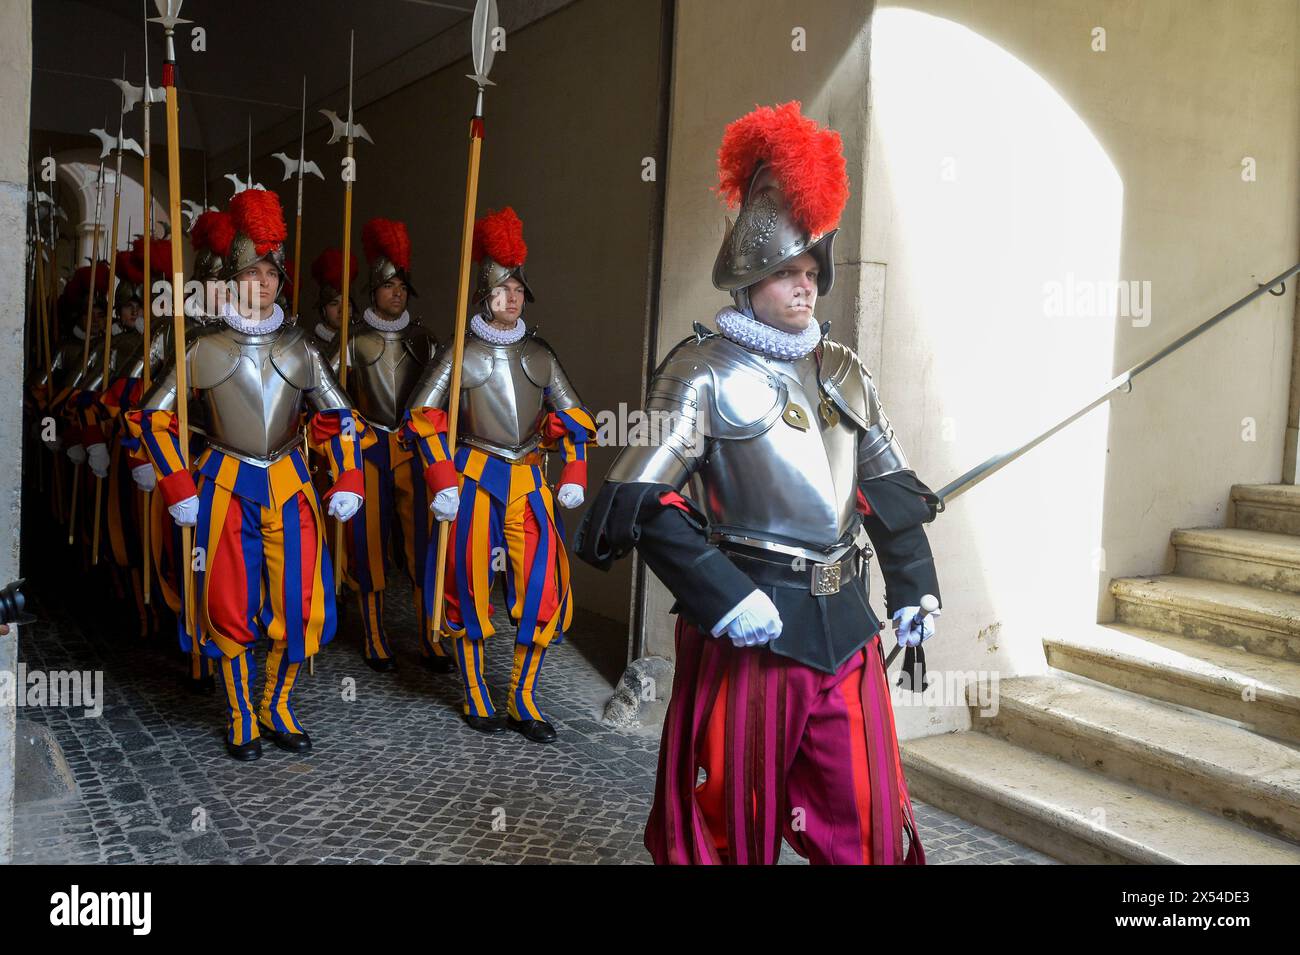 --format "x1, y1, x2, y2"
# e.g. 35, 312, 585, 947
206, 211, 236, 258
715, 101, 849, 236
67, 261, 112, 299
311, 248, 358, 290
362, 218, 411, 271
148, 238, 173, 277
229, 189, 287, 255
116, 249, 144, 285
472, 207, 527, 267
